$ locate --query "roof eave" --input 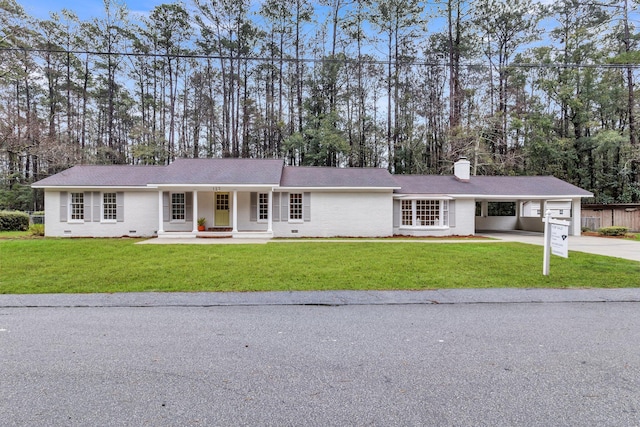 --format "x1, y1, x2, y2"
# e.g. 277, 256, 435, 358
279, 186, 400, 192
460, 193, 593, 199
394, 194, 454, 200
32, 185, 151, 190
394, 193, 593, 199
147, 183, 280, 188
